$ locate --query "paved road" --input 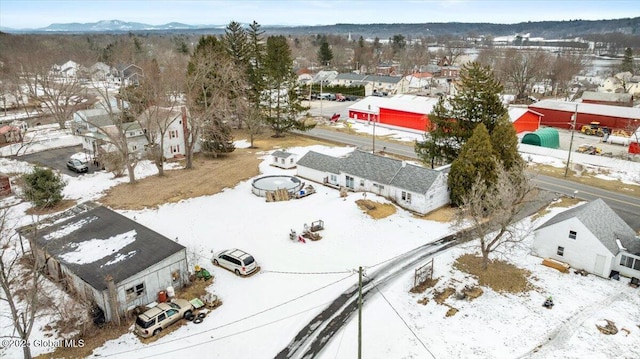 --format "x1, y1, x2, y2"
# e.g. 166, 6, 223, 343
298, 127, 640, 230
